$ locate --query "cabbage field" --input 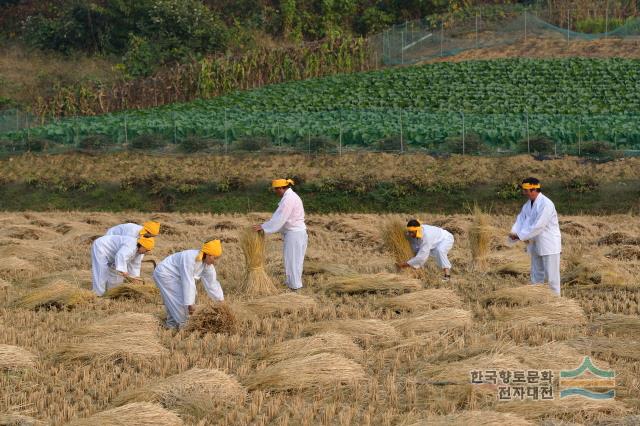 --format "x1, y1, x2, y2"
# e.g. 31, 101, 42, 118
4, 58, 640, 150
